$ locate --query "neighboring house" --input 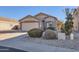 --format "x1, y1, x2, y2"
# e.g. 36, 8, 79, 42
0, 17, 19, 31
19, 12, 62, 31
72, 7, 79, 31
56, 20, 64, 32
